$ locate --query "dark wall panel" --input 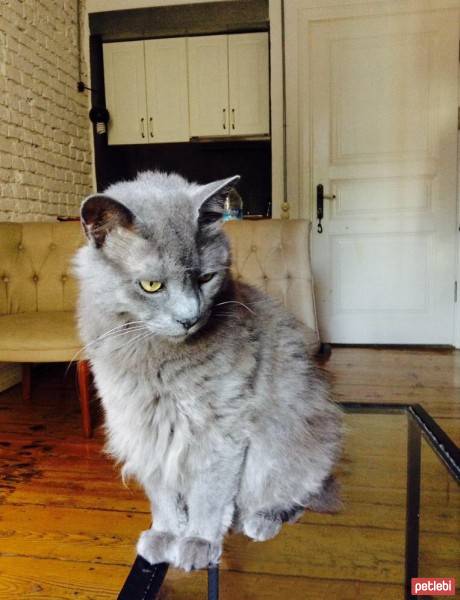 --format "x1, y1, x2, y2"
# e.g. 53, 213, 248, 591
89, 0, 268, 42
99, 141, 271, 217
